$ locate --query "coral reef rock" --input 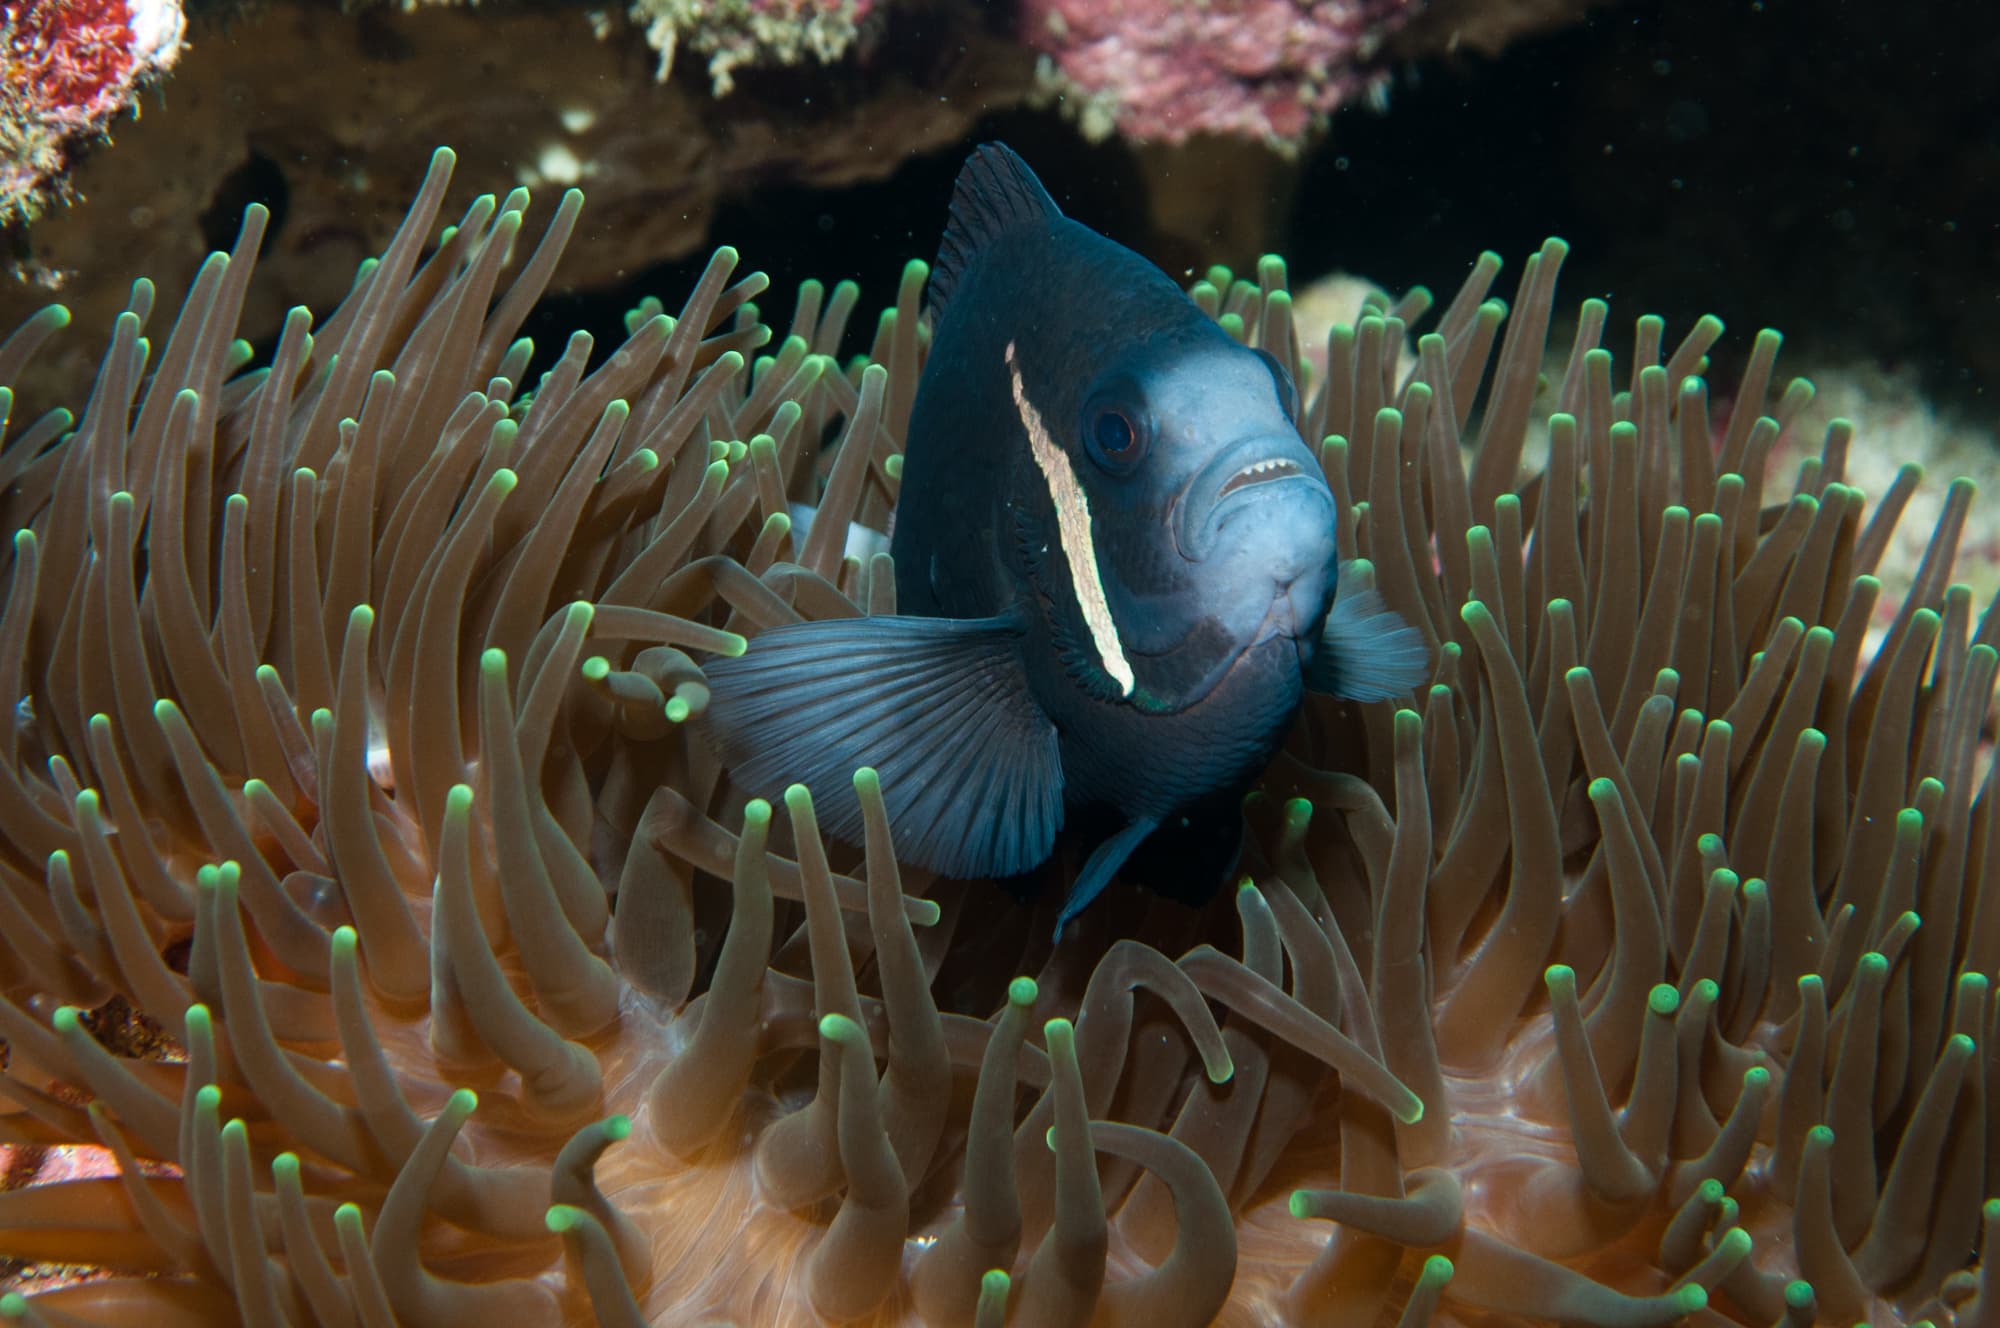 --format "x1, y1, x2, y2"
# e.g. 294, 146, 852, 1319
1024, 0, 1416, 147
630, 0, 879, 94
0, 0, 1611, 413
0, 0, 184, 224
0, 0, 1031, 411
